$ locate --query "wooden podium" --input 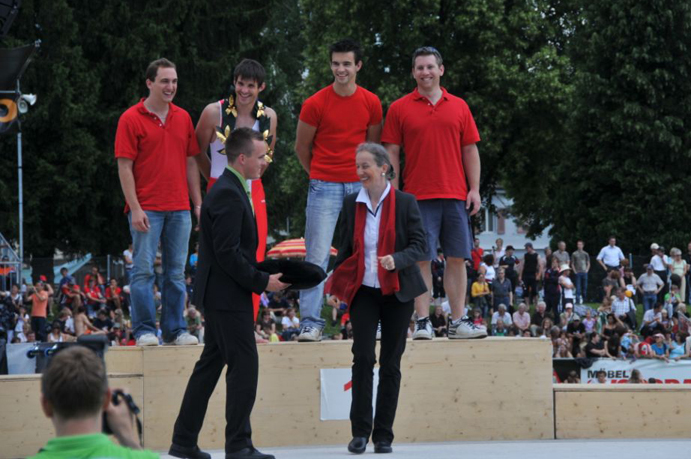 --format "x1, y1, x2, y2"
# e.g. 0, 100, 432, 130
1, 338, 555, 457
